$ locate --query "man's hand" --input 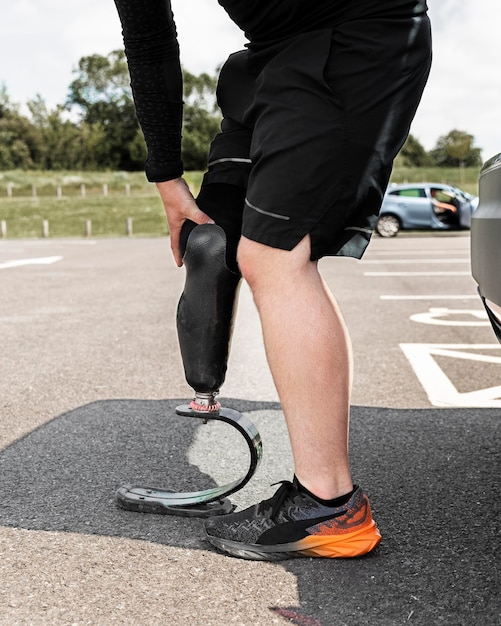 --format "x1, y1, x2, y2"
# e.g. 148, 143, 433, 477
156, 178, 214, 267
